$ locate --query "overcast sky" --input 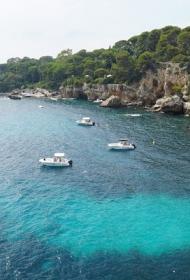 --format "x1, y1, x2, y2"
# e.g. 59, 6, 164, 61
0, 0, 189, 62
